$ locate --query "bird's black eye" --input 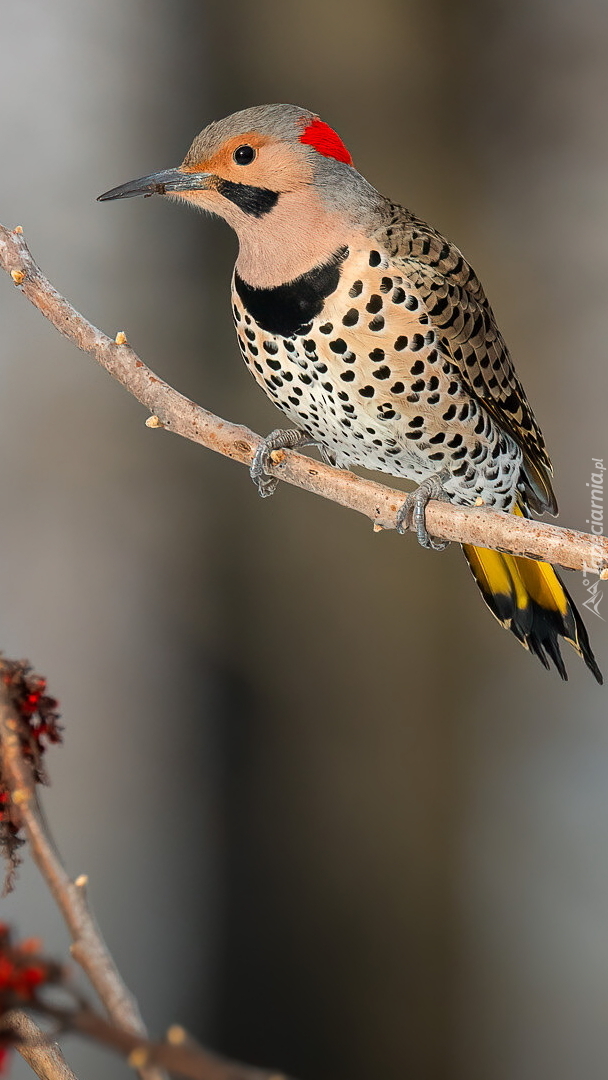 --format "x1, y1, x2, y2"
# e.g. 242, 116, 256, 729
233, 145, 256, 166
